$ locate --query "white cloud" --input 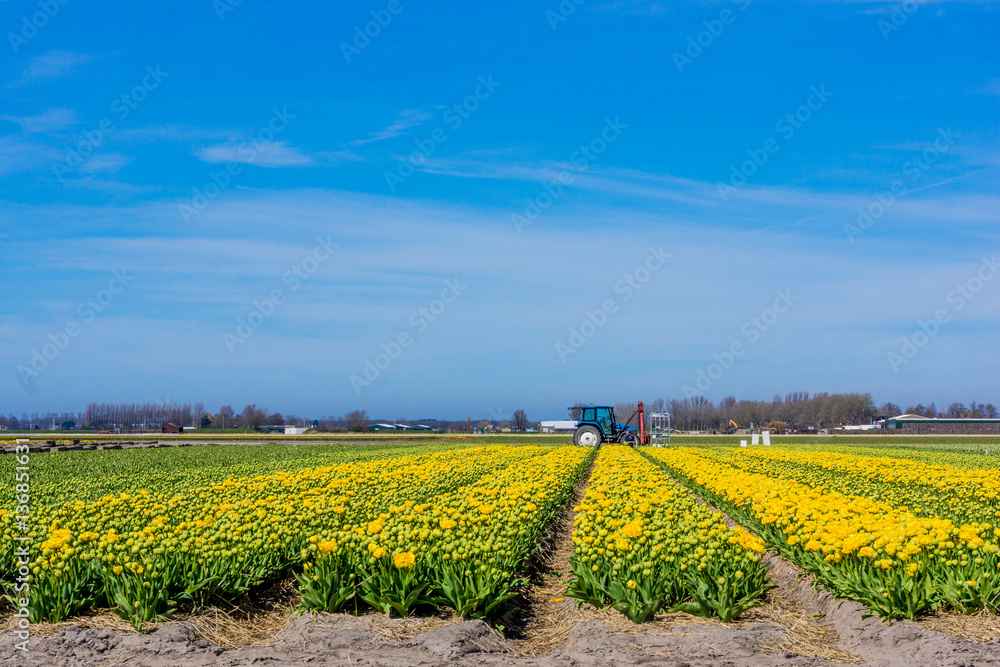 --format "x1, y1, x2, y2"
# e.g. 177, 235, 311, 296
351, 109, 433, 146
592, 1, 669, 16
4, 186, 999, 414
0, 136, 58, 175
16, 51, 98, 84
0, 108, 77, 134
318, 150, 365, 163
116, 124, 240, 143
79, 153, 130, 174
196, 140, 313, 167
61, 179, 164, 195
